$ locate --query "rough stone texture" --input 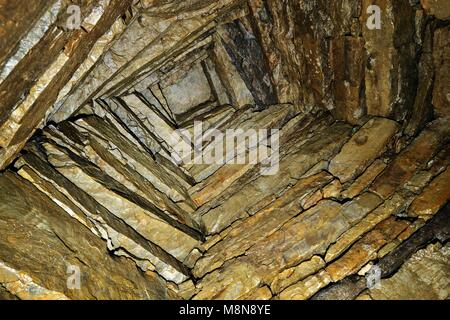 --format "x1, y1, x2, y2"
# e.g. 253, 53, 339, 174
0, 0, 134, 171
271, 256, 325, 295
0, 0, 52, 78
322, 179, 343, 199
51, 0, 248, 122
331, 36, 366, 124
201, 121, 352, 234
44, 142, 199, 262
211, 31, 255, 108
361, 0, 416, 120
421, 0, 450, 20
404, 23, 435, 136
408, 168, 450, 217
248, 0, 363, 112
15, 152, 191, 284
370, 118, 450, 199
325, 193, 409, 263
432, 26, 450, 117
194, 195, 387, 299
161, 63, 212, 119
278, 270, 332, 300
193, 172, 334, 278
329, 117, 398, 182
341, 159, 386, 199
239, 286, 272, 300
326, 217, 409, 282
190, 163, 253, 206
220, 19, 277, 106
